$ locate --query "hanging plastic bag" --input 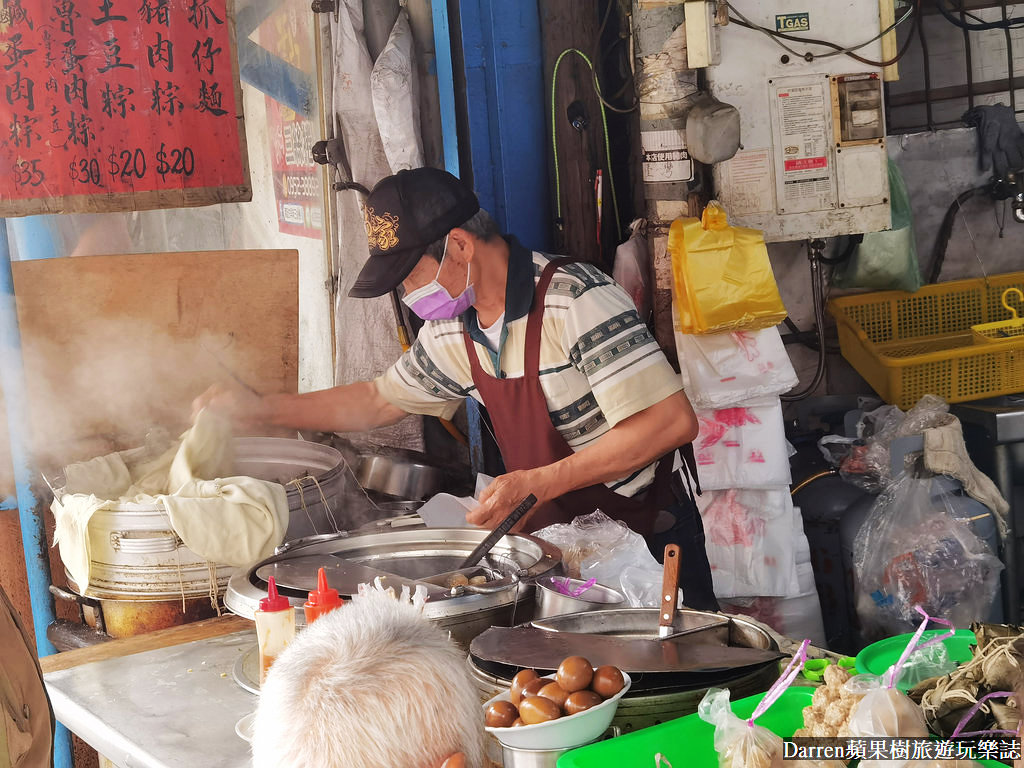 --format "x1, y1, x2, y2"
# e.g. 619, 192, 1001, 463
670, 201, 787, 335
695, 489, 800, 598
370, 11, 425, 173
853, 475, 1003, 639
832, 159, 923, 293
698, 640, 810, 768
674, 327, 798, 409
612, 219, 653, 322
694, 399, 792, 490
